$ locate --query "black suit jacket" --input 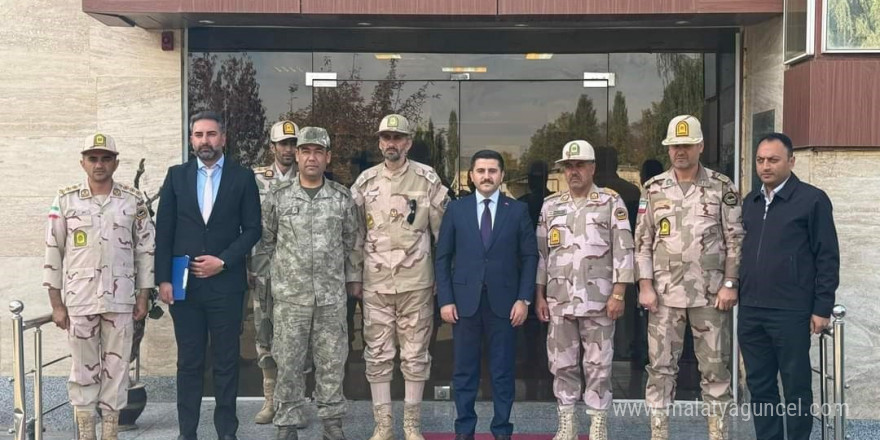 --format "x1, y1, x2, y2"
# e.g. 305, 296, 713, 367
739, 173, 839, 317
435, 193, 538, 318
155, 157, 262, 294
